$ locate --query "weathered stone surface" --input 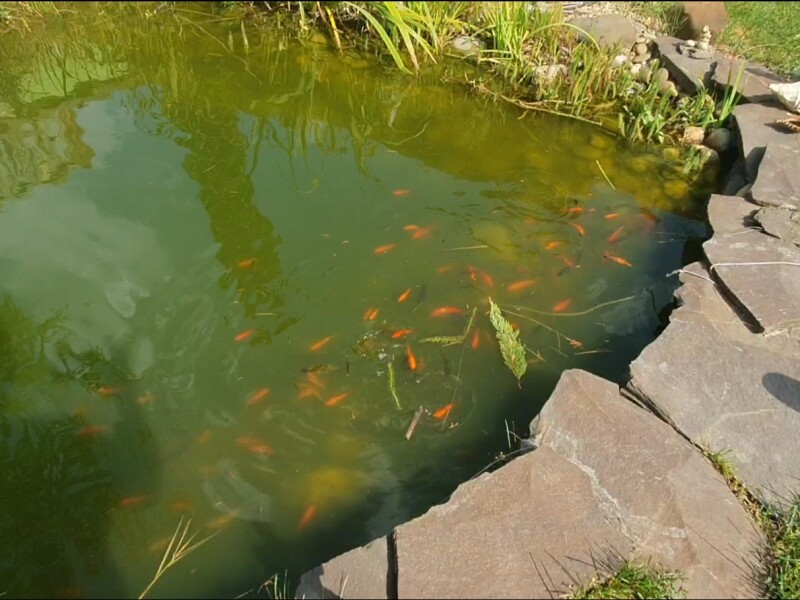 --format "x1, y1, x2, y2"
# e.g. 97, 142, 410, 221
449, 35, 484, 57
704, 229, 800, 332
714, 59, 786, 104
722, 156, 748, 196
296, 537, 389, 599
703, 127, 733, 153
756, 207, 800, 247
732, 102, 795, 181
568, 15, 637, 49
706, 194, 758, 235
655, 36, 715, 93
749, 144, 800, 210
682, 125, 706, 145
677, 1, 729, 40
631, 264, 800, 509
532, 370, 762, 600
